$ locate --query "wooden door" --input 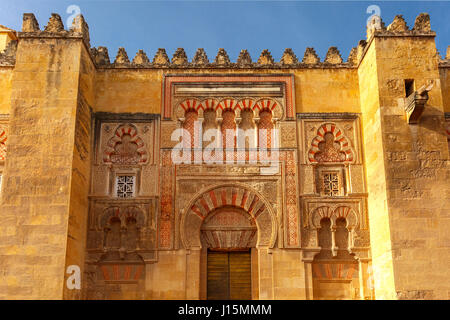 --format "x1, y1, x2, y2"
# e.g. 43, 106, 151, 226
207, 250, 252, 300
